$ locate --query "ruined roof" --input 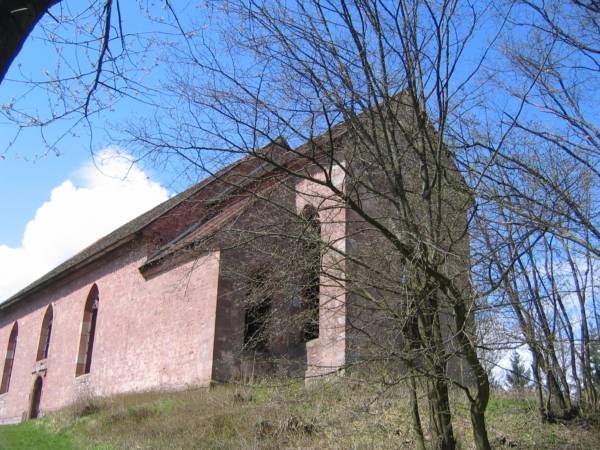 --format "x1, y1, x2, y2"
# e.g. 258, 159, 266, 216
139, 124, 352, 273
139, 195, 256, 275
0, 150, 263, 310
0, 122, 351, 310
